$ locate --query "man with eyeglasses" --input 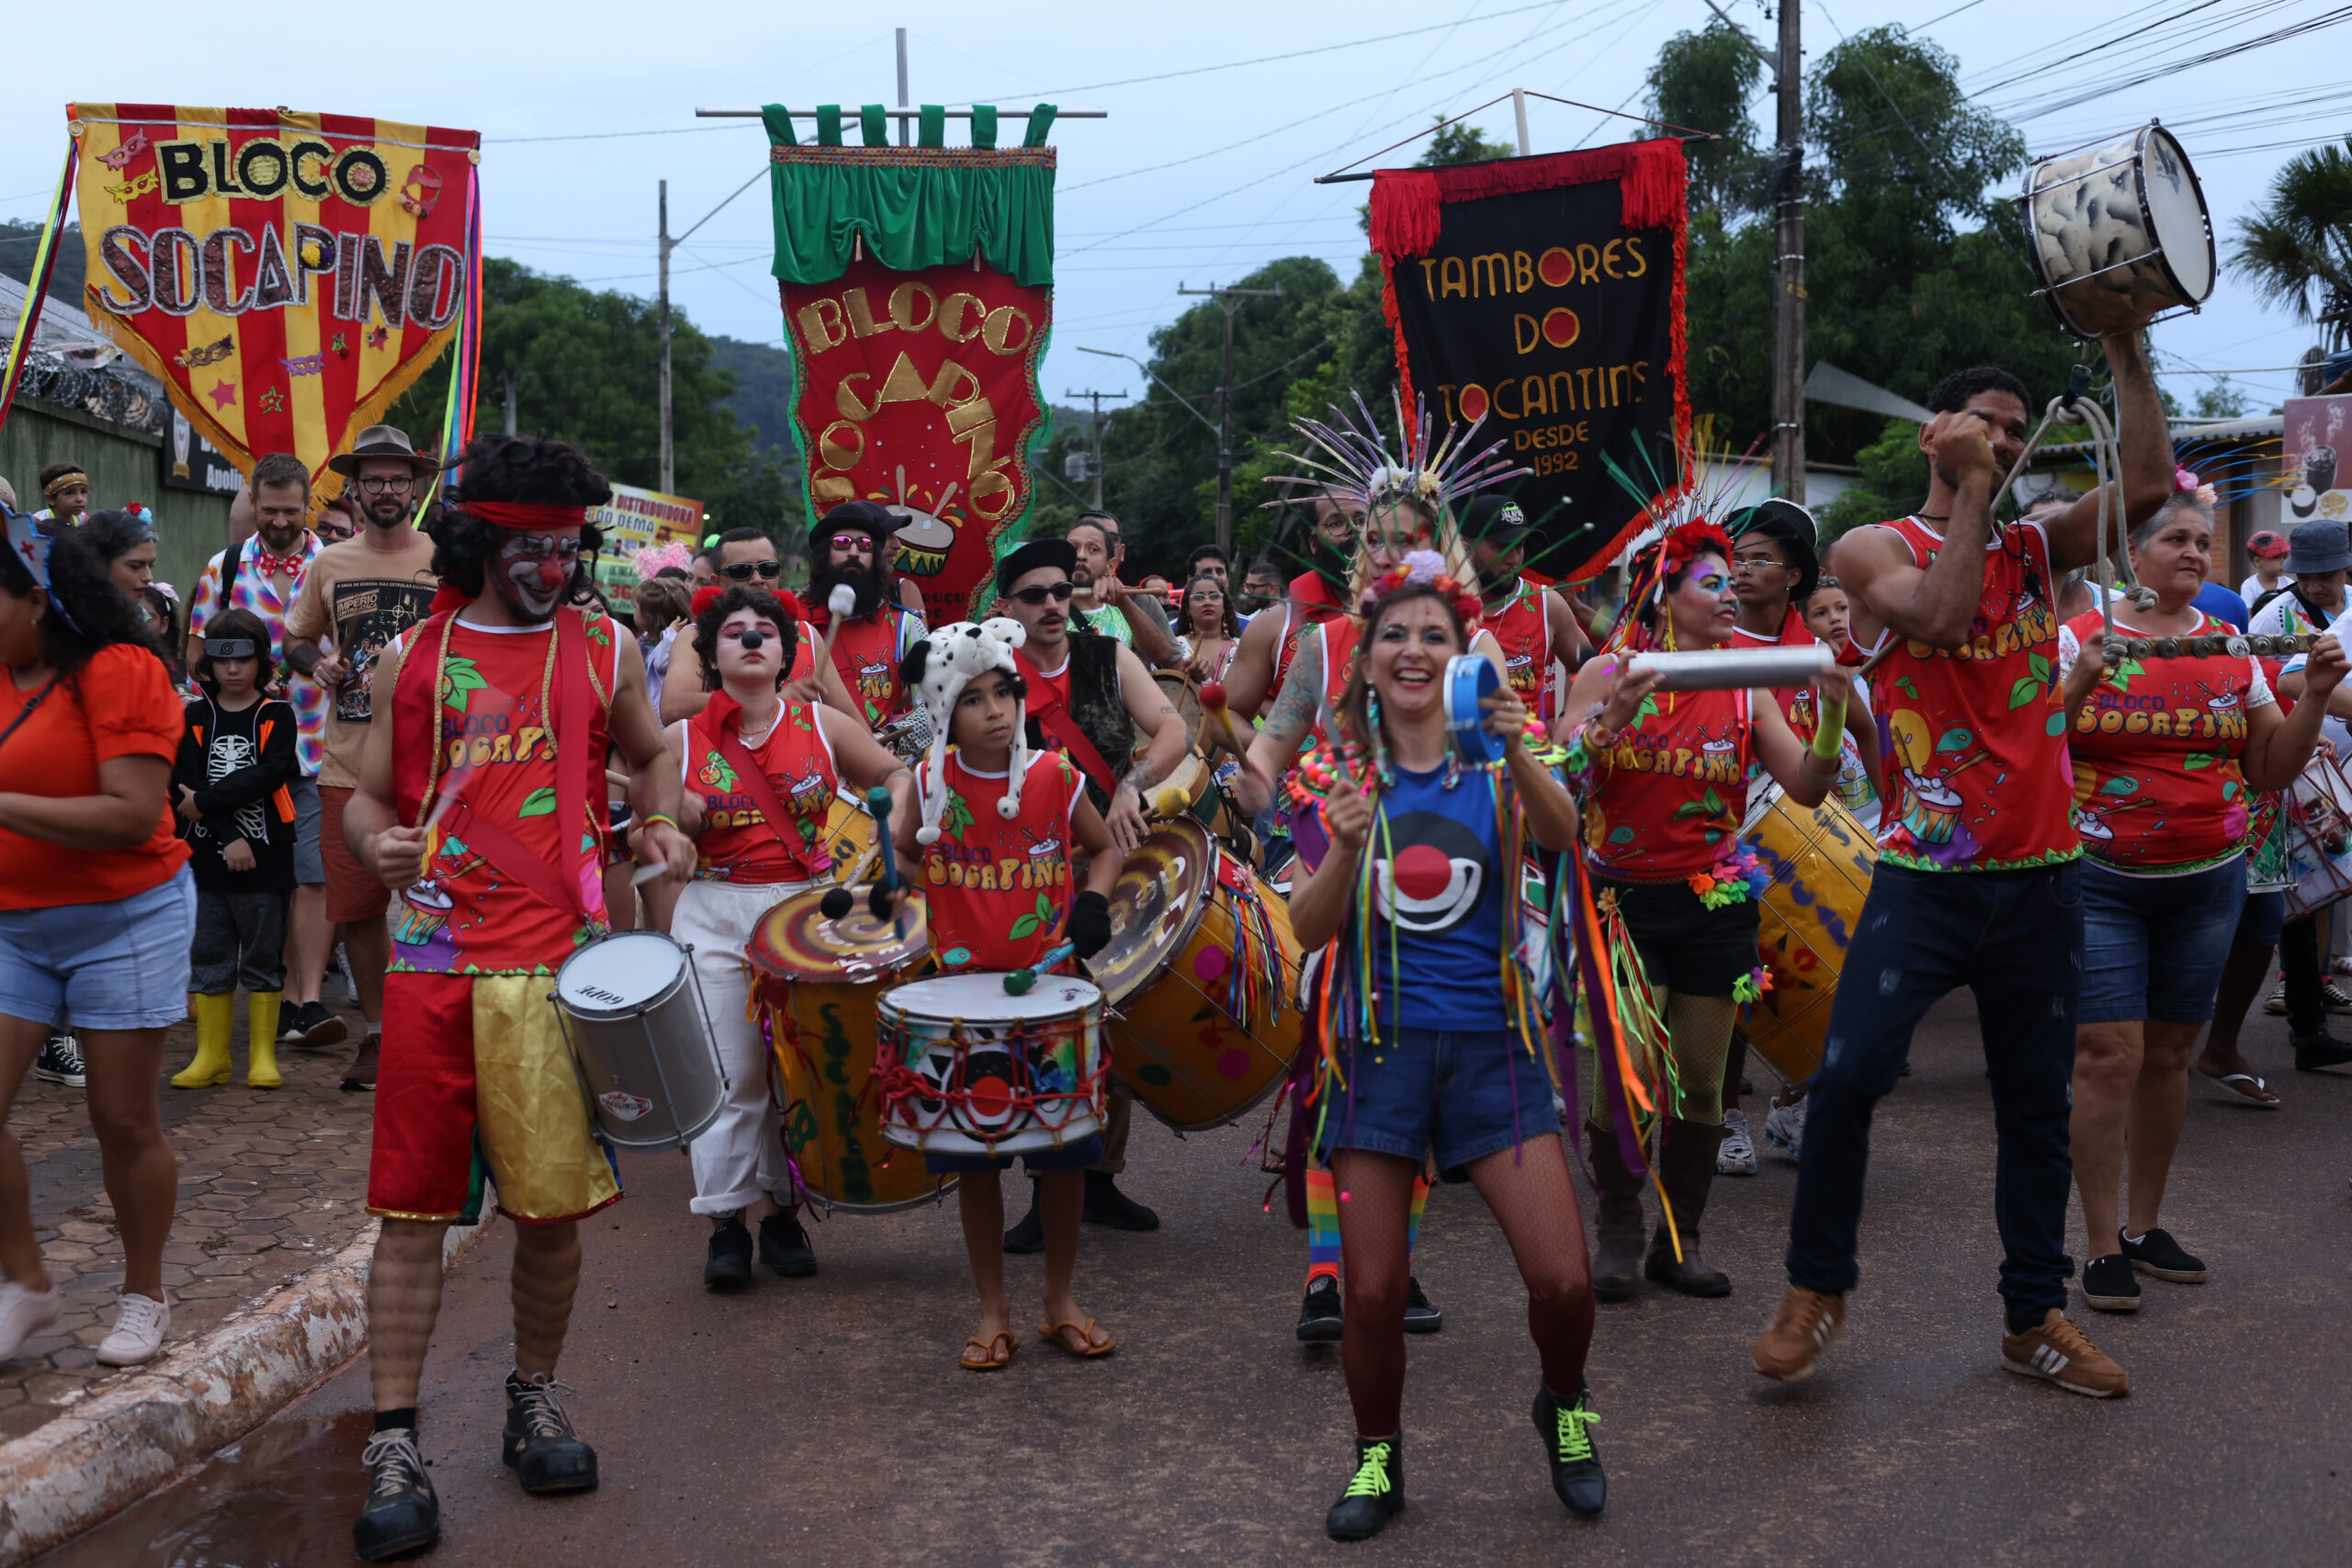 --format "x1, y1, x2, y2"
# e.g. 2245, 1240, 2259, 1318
803, 501, 925, 726
1067, 512, 1178, 667
992, 536, 1190, 1246
286, 425, 444, 1090
659, 527, 858, 726
313, 493, 359, 546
